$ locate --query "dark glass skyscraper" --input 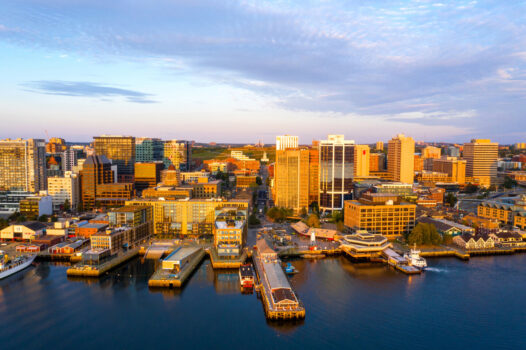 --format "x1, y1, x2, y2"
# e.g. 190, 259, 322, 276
93, 135, 136, 182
